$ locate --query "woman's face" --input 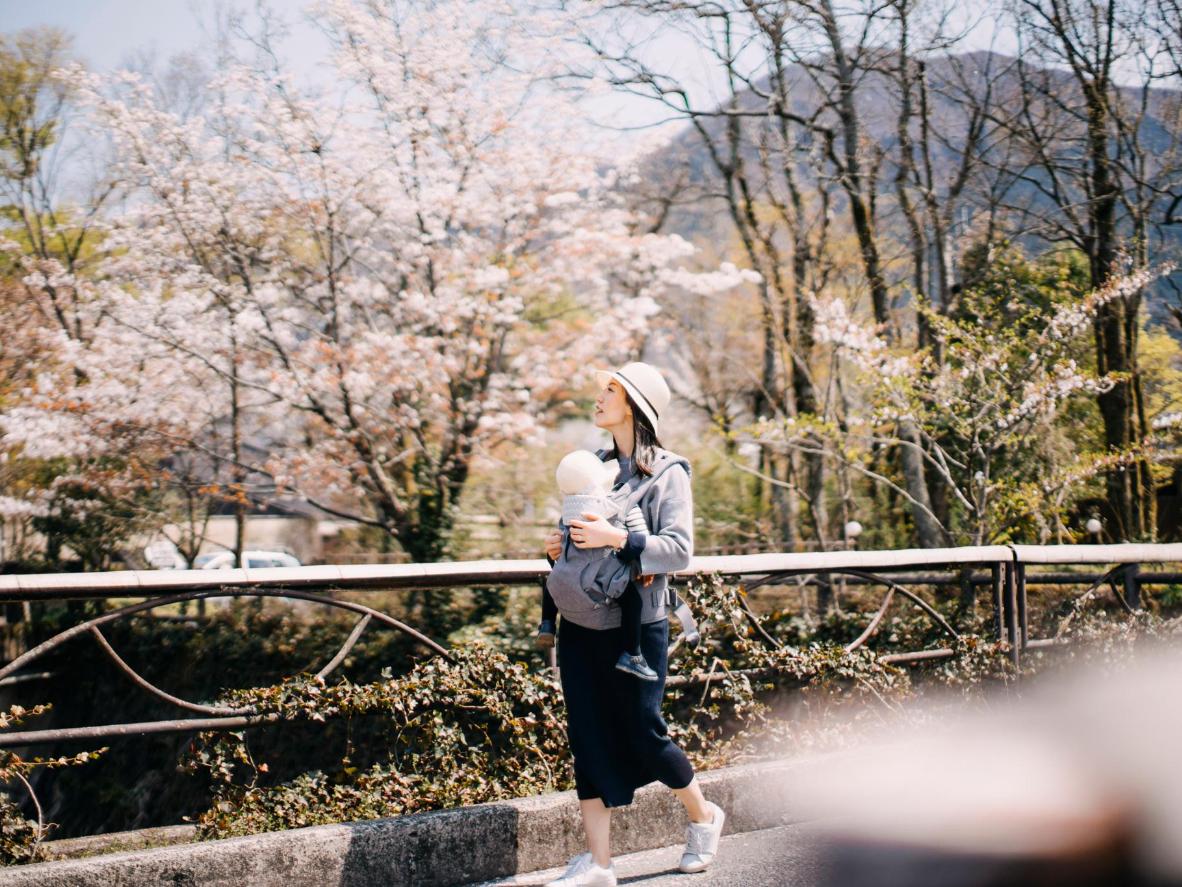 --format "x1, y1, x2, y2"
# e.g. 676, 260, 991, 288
593, 379, 632, 430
